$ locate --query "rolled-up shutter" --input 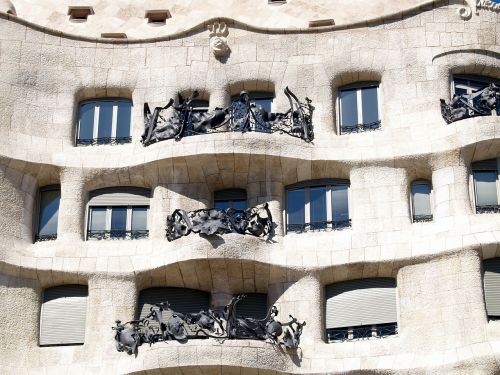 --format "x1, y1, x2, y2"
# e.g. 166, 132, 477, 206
472, 159, 498, 171
484, 258, 500, 317
235, 293, 268, 319
88, 187, 150, 206
40, 285, 88, 346
214, 189, 247, 201
325, 278, 397, 329
137, 287, 210, 336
